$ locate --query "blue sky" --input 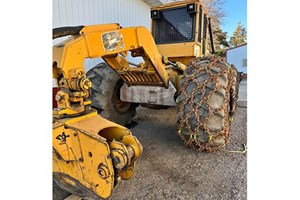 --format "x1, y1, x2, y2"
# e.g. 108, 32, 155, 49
220, 0, 247, 37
